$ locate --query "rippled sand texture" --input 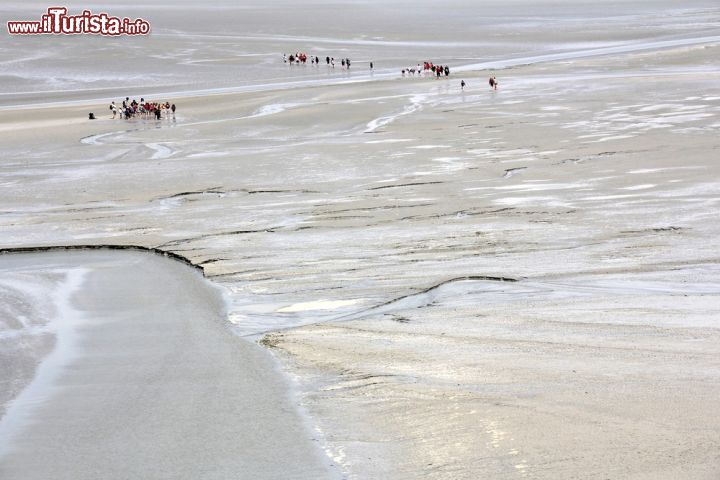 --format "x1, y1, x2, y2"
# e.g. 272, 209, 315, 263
1, 0, 720, 478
